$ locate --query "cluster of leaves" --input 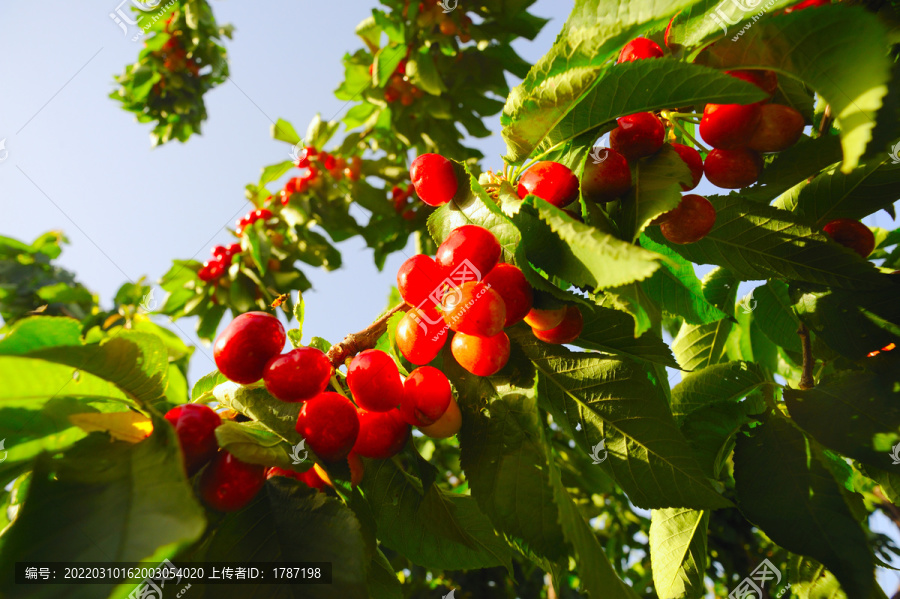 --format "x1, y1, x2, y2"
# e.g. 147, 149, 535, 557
111, 0, 232, 145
